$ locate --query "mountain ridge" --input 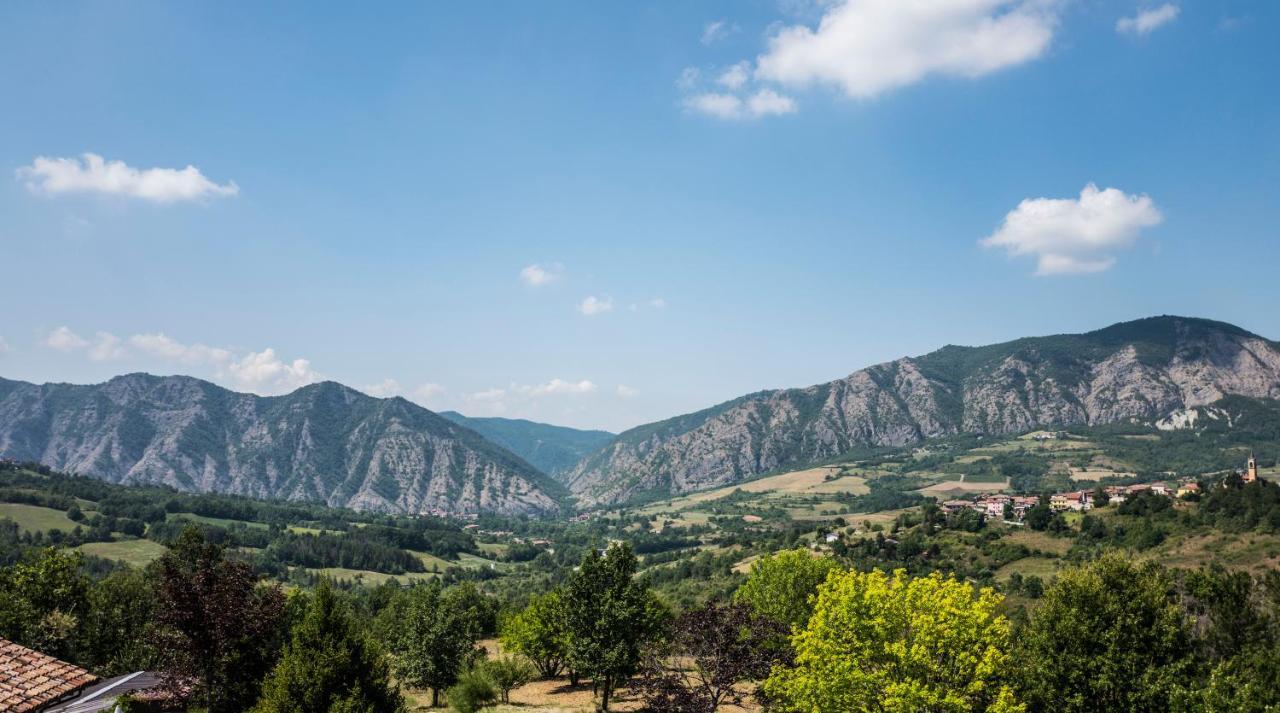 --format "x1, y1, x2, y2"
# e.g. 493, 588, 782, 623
0, 372, 568, 516
567, 316, 1280, 506
438, 411, 613, 480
